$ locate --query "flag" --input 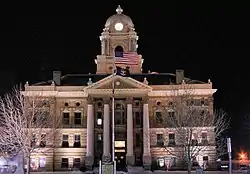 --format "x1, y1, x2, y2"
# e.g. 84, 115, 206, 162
114, 52, 139, 65
116, 66, 130, 77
